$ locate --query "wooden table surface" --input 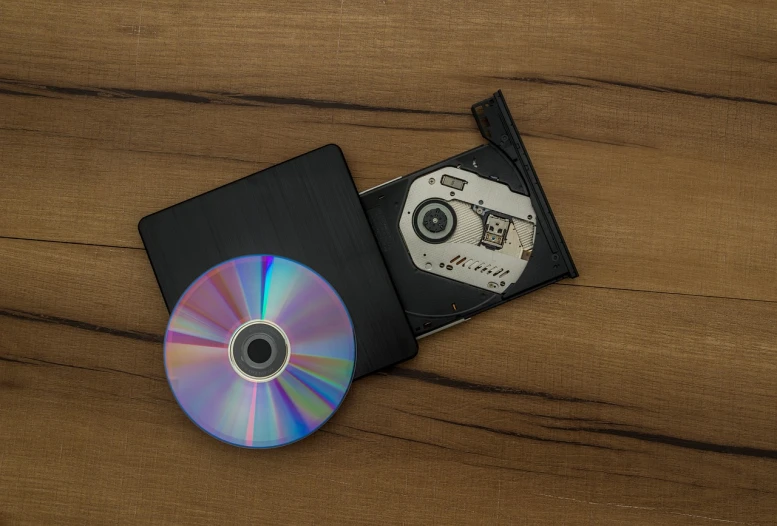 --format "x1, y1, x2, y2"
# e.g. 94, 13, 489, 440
2, 1, 777, 524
